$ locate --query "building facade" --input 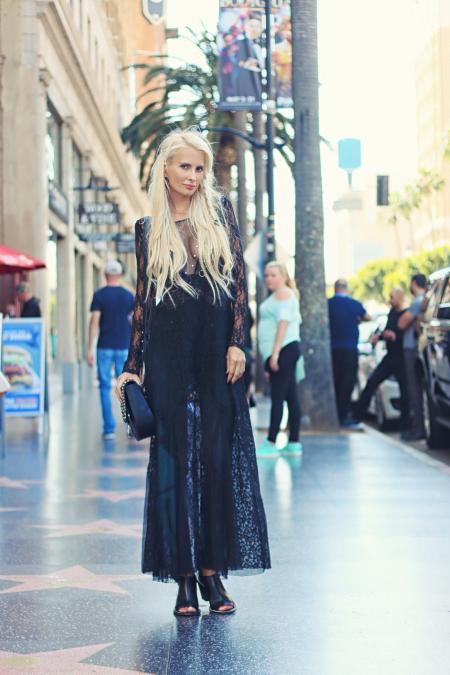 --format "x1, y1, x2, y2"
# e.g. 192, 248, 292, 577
415, 0, 450, 249
0, 0, 165, 393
